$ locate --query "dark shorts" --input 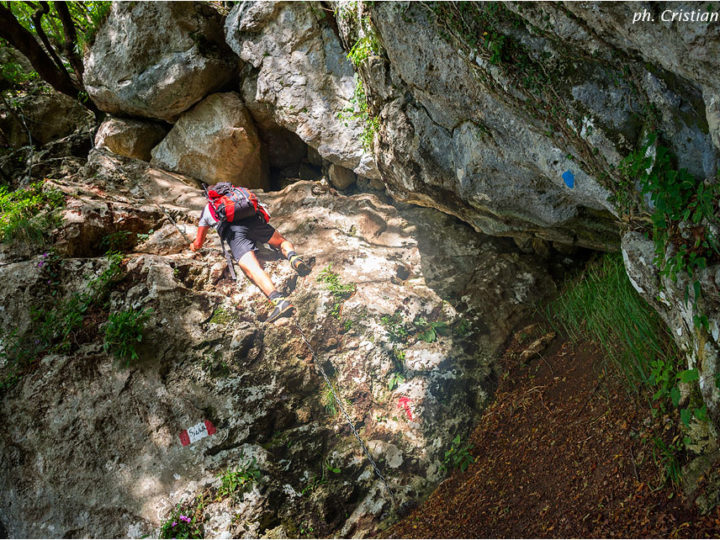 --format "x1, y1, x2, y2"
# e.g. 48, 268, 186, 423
220, 215, 276, 260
